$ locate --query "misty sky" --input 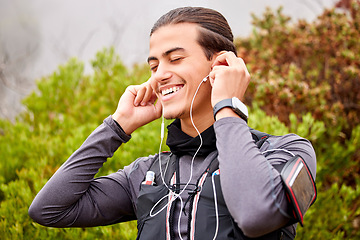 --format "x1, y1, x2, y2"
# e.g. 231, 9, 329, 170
0, 0, 337, 119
